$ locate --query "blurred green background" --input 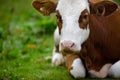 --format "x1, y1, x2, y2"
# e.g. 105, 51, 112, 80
0, 0, 120, 80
